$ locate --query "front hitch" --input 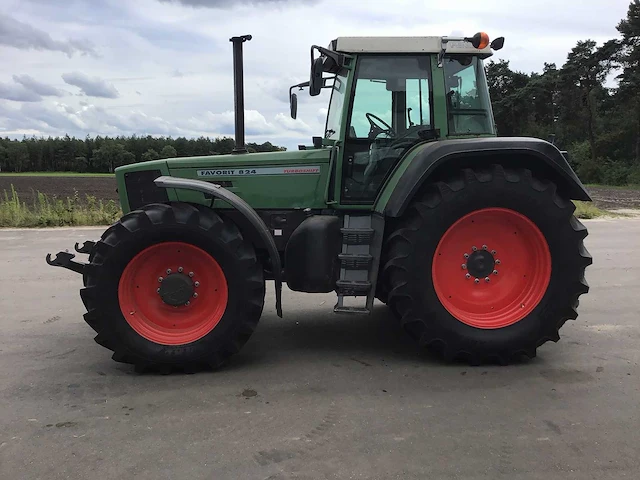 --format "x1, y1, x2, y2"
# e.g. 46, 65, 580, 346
46, 251, 86, 275
74, 240, 96, 254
